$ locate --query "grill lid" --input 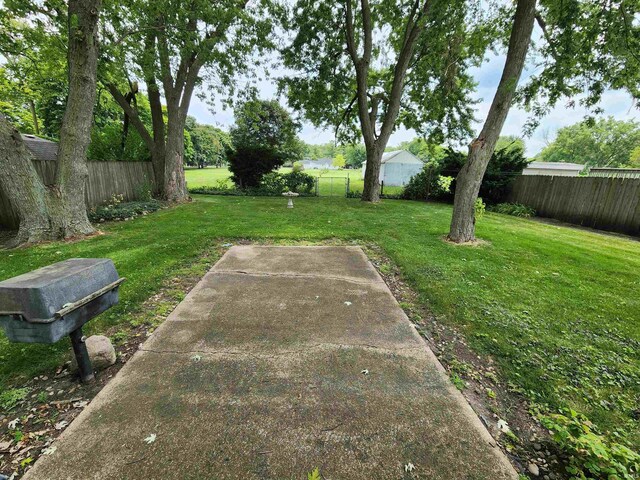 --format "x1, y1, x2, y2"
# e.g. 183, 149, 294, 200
0, 258, 120, 323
